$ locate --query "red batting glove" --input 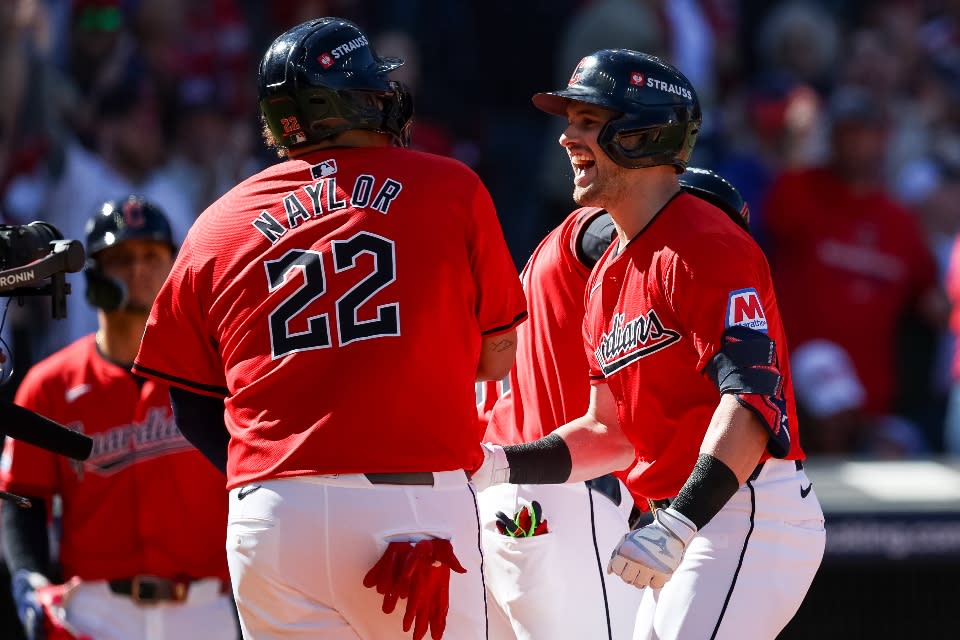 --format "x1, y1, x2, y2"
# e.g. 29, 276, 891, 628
533, 519, 549, 536
401, 539, 467, 640
363, 541, 415, 613
516, 506, 532, 535
35, 579, 94, 640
